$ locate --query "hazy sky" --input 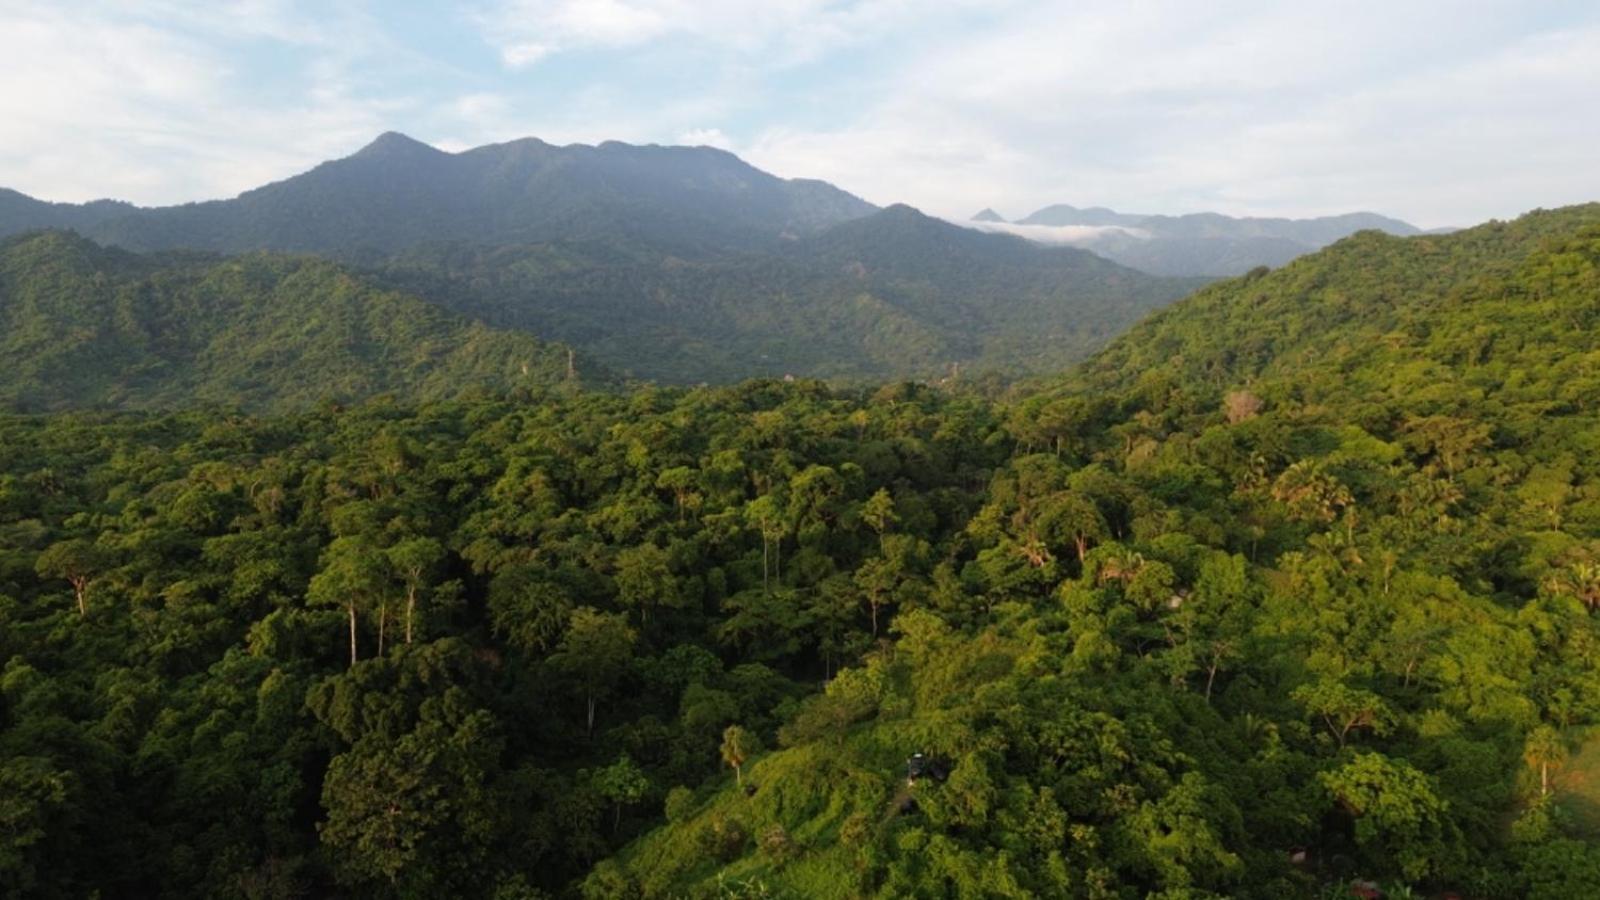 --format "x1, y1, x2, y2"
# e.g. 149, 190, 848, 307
3, 0, 1597, 228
